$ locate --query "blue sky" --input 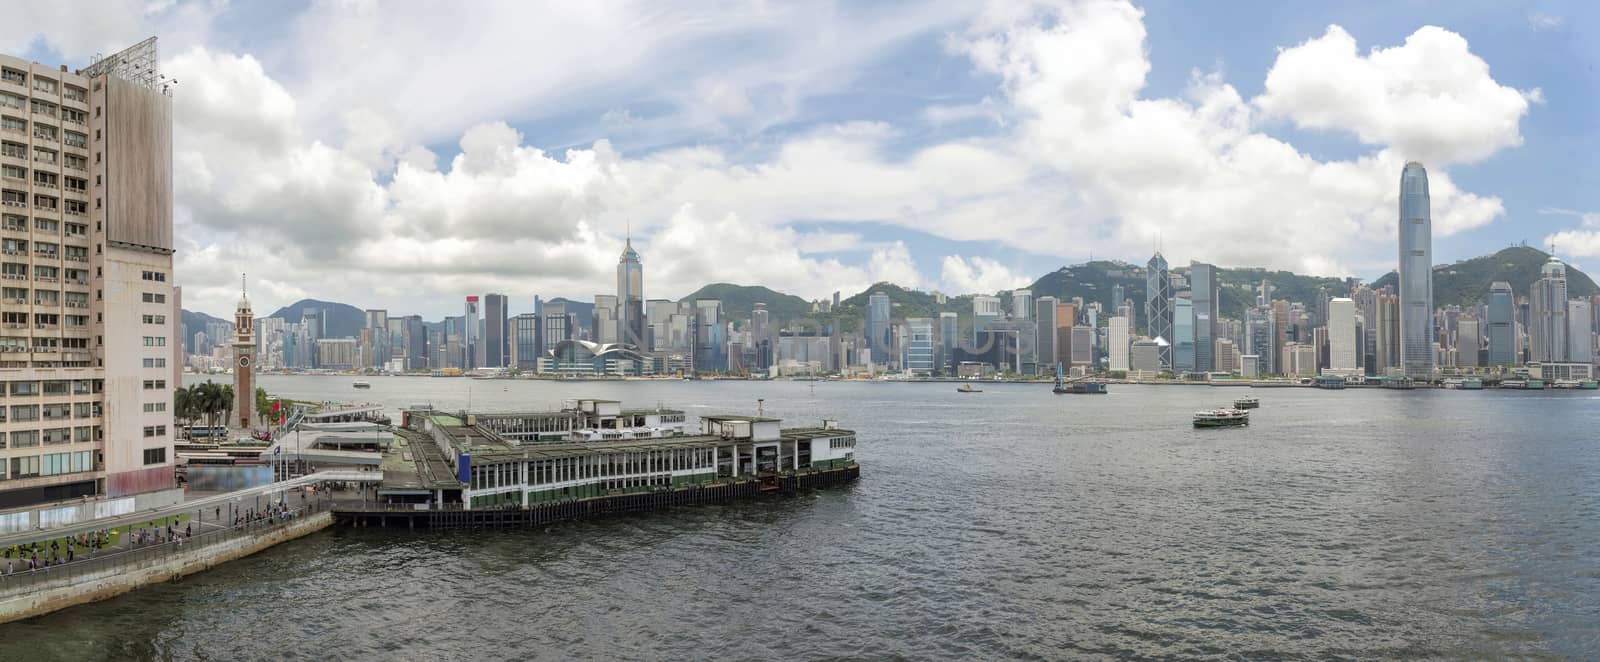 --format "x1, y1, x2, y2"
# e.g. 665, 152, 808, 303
3, 1, 1595, 319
